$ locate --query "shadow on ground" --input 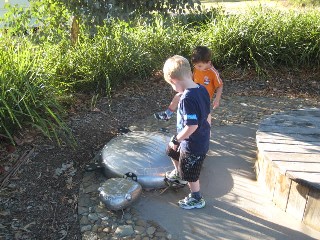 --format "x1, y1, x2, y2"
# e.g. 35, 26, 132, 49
135, 123, 320, 240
